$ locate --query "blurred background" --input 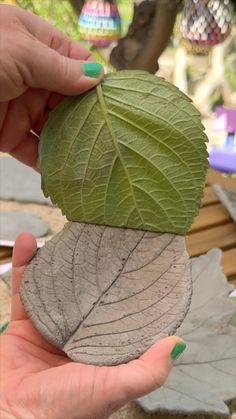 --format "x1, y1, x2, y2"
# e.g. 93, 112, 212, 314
2, 0, 236, 115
